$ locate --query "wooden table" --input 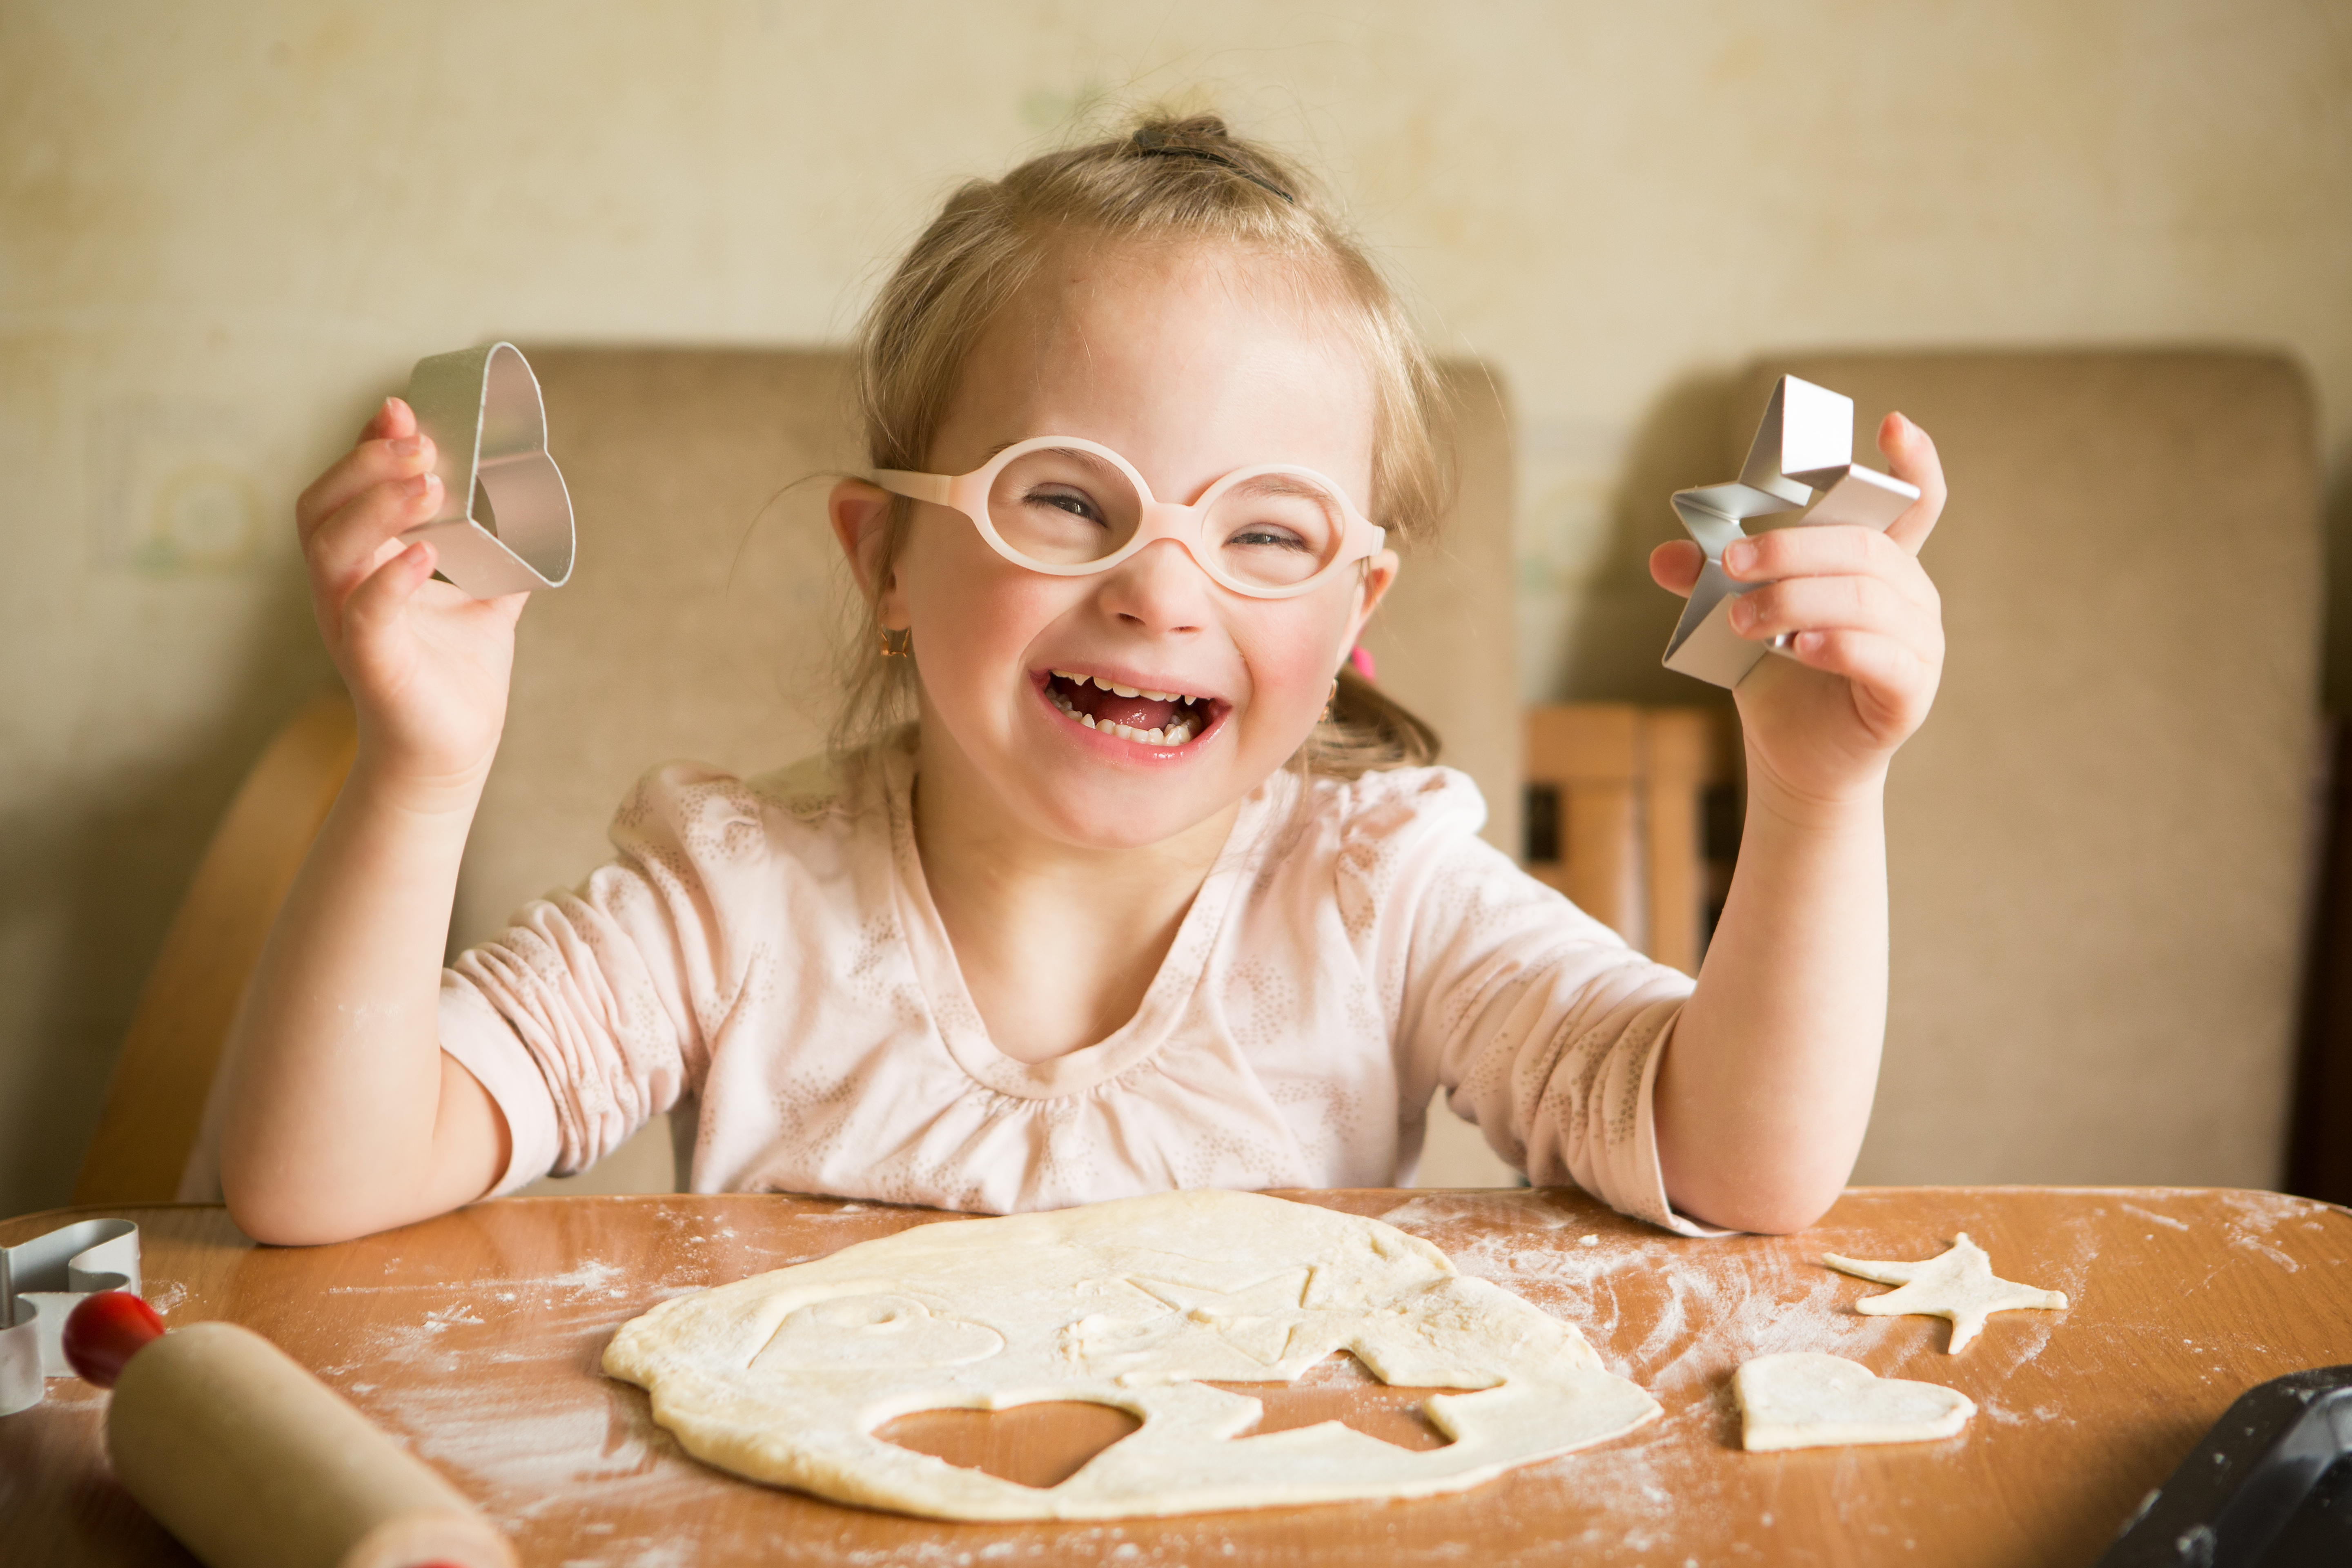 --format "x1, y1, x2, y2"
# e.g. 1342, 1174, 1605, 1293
5, 1186, 2350, 1566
